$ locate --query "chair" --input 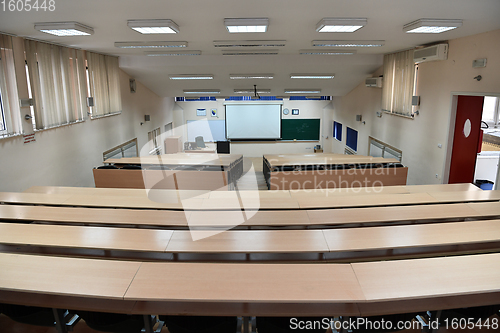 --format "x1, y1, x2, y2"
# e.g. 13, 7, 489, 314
203, 166, 224, 171
0, 303, 55, 327
148, 165, 171, 170
257, 317, 329, 333
96, 165, 118, 169
121, 164, 142, 170
384, 163, 405, 168
195, 136, 206, 148
77, 311, 156, 333
159, 315, 237, 333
